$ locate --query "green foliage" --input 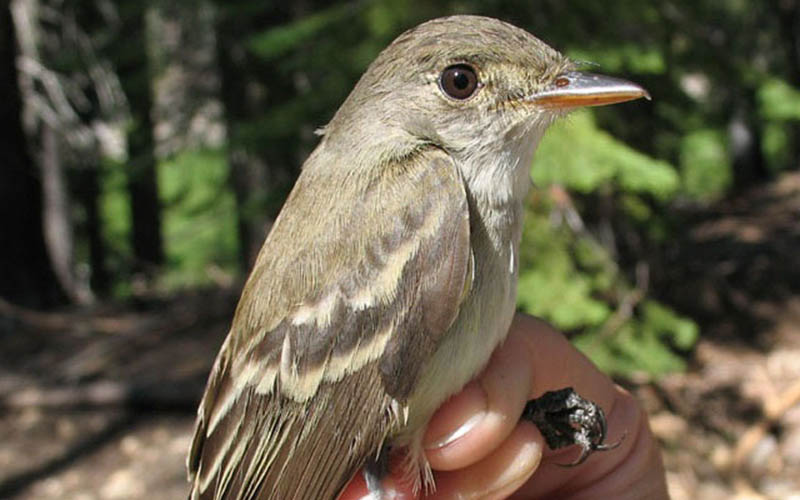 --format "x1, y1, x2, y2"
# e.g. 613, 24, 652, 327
758, 79, 800, 122
516, 213, 611, 330
679, 129, 731, 201
518, 110, 698, 376
758, 79, 800, 172
573, 301, 699, 376
567, 44, 666, 75
517, 199, 699, 376
247, 4, 357, 61
763, 123, 791, 172
533, 111, 679, 200
158, 149, 239, 289
100, 160, 134, 297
